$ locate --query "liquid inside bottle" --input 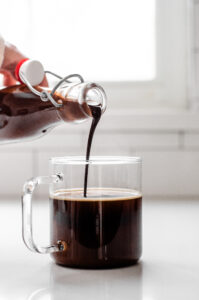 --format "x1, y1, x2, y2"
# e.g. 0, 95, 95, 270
0, 82, 106, 144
